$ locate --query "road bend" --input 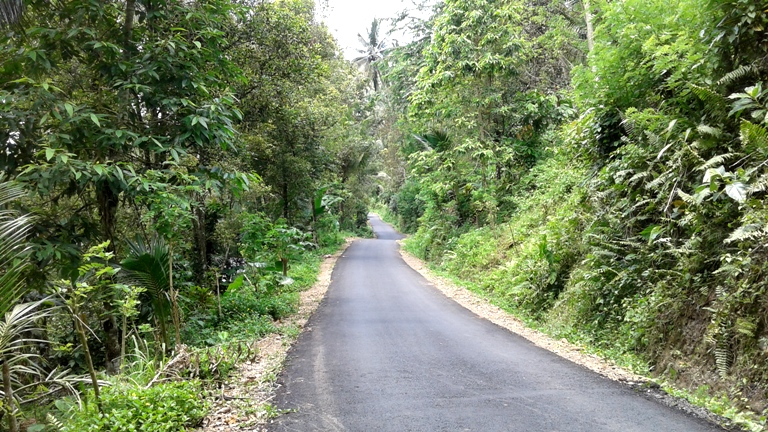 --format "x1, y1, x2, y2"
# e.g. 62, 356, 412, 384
269, 214, 725, 432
